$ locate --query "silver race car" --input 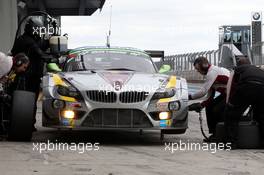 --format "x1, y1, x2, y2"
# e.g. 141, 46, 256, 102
42, 47, 188, 137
